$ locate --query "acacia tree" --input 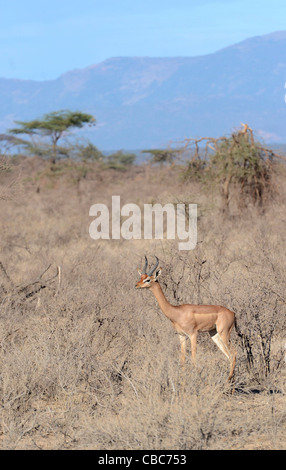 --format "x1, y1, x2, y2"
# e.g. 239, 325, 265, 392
181, 125, 278, 214
209, 126, 274, 213
9, 110, 96, 164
